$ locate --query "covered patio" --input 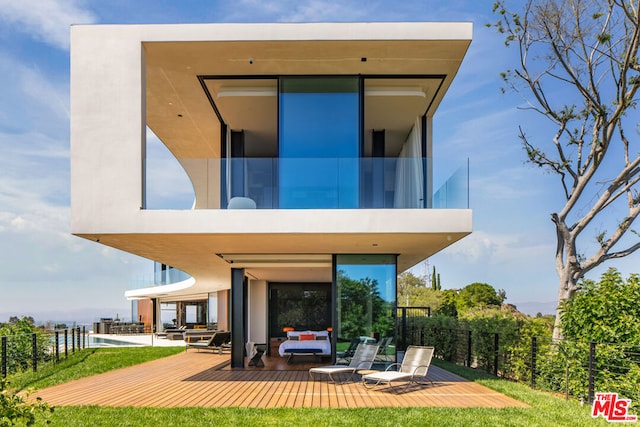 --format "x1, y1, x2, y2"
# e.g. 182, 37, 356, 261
34, 351, 528, 408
